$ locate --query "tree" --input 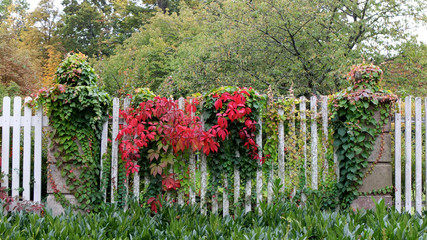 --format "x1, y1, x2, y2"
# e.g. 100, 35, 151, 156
382, 41, 427, 96
57, 0, 154, 58
57, 0, 109, 57
95, 6, 204, 96
98, 0, 427, 97
0, 23, 41, 93
171, 0, 426, 96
